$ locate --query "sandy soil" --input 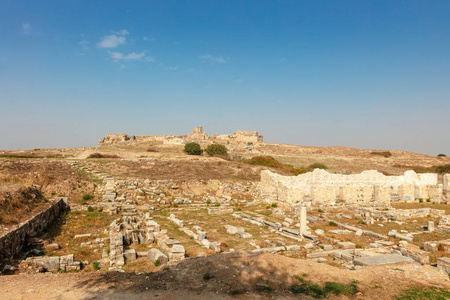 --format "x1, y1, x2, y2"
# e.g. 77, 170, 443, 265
1, 252, 449, 300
